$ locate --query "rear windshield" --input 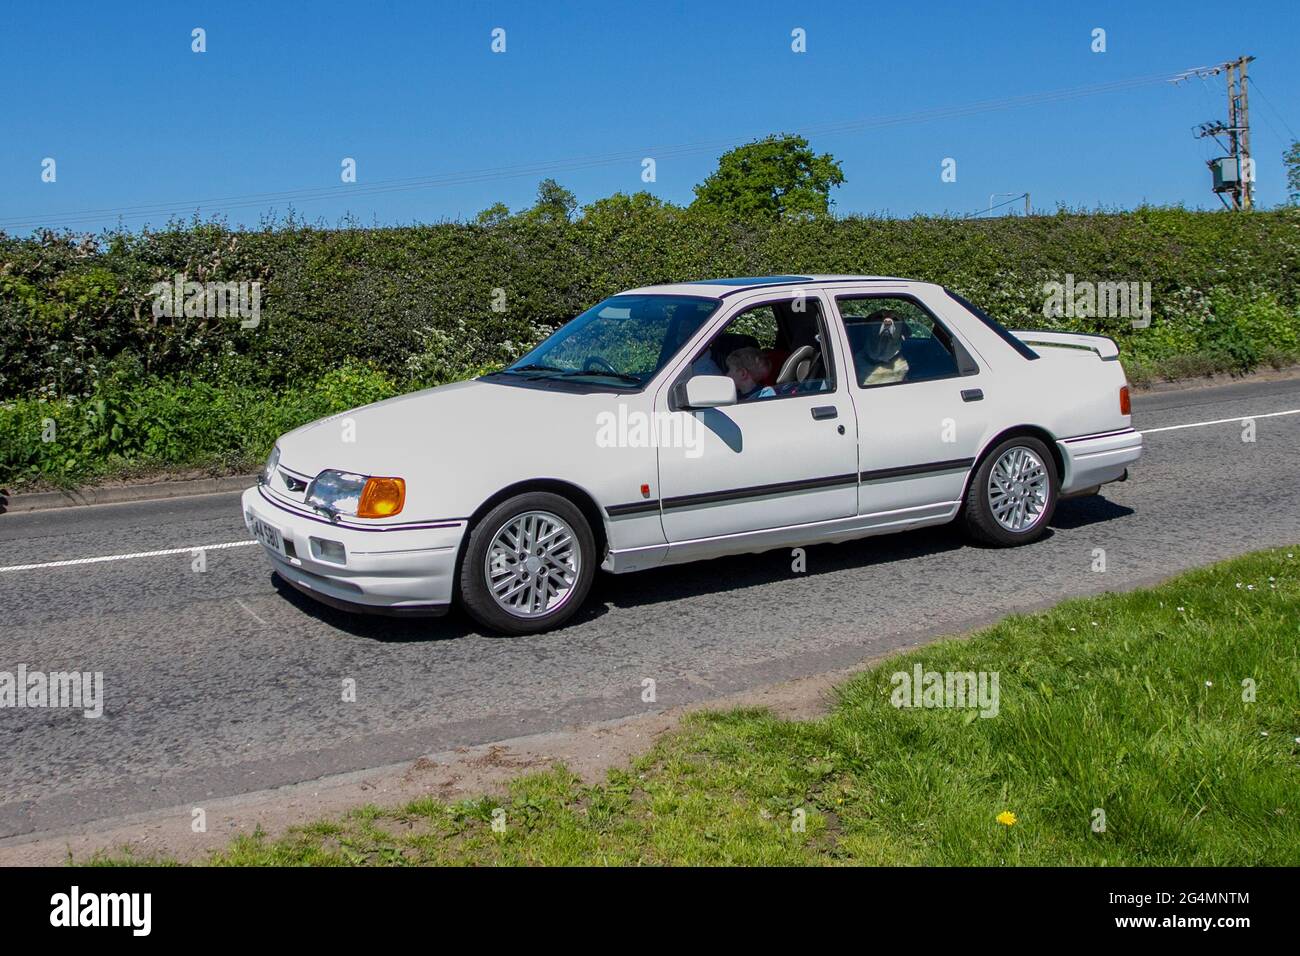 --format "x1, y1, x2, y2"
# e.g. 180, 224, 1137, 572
944, 288, 1039, 361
